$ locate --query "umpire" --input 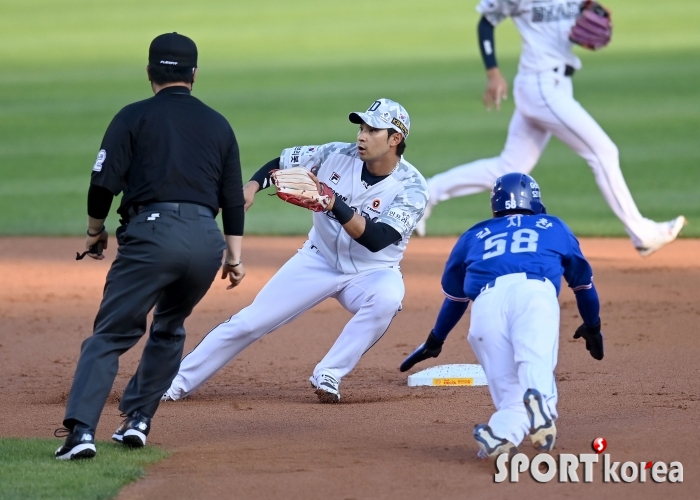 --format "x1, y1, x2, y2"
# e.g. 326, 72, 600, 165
55, 33, 246, 460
